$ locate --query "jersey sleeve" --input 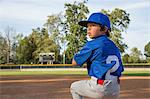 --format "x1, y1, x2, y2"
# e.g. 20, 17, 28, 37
73, 45, 92, 66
